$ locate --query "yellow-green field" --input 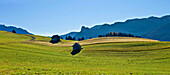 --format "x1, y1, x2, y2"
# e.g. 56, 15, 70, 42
0, 31, 170, 74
